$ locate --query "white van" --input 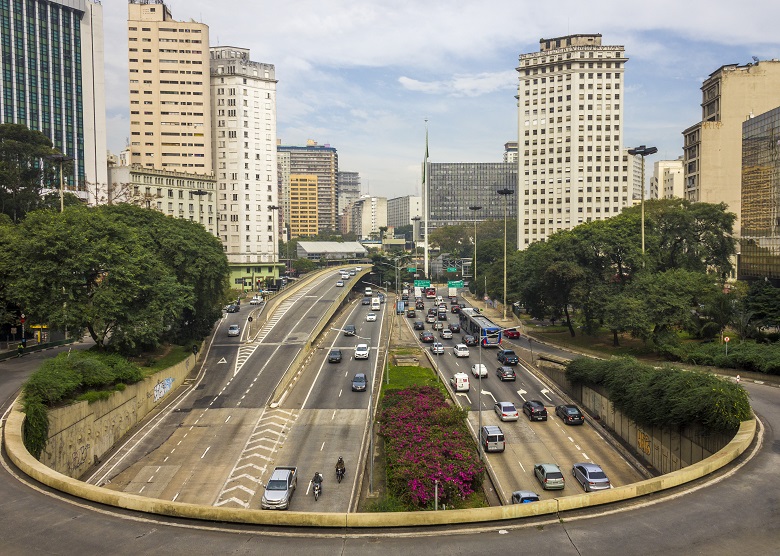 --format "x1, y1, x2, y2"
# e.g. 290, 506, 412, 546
450, 372, 470, 392
371, 297, 381, 310
436, 295, 444, 305
364, 287, 373, 297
